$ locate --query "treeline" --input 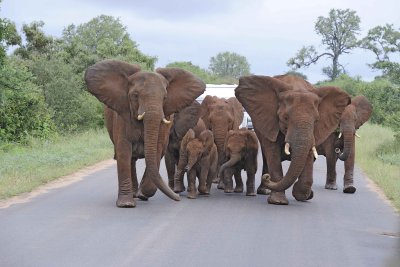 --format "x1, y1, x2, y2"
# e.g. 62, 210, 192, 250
0, 9, 252, 143
1, 6, 399, 144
